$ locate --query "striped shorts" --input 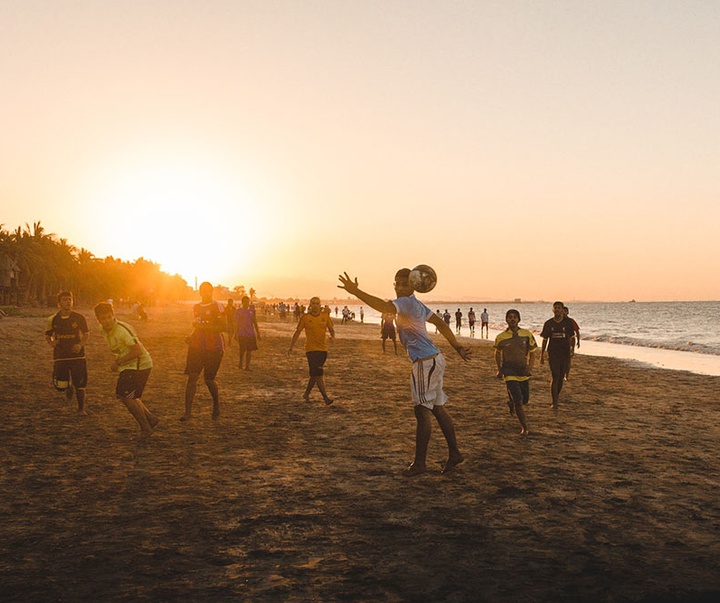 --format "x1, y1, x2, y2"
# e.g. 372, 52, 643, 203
410, 353, 448, 409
